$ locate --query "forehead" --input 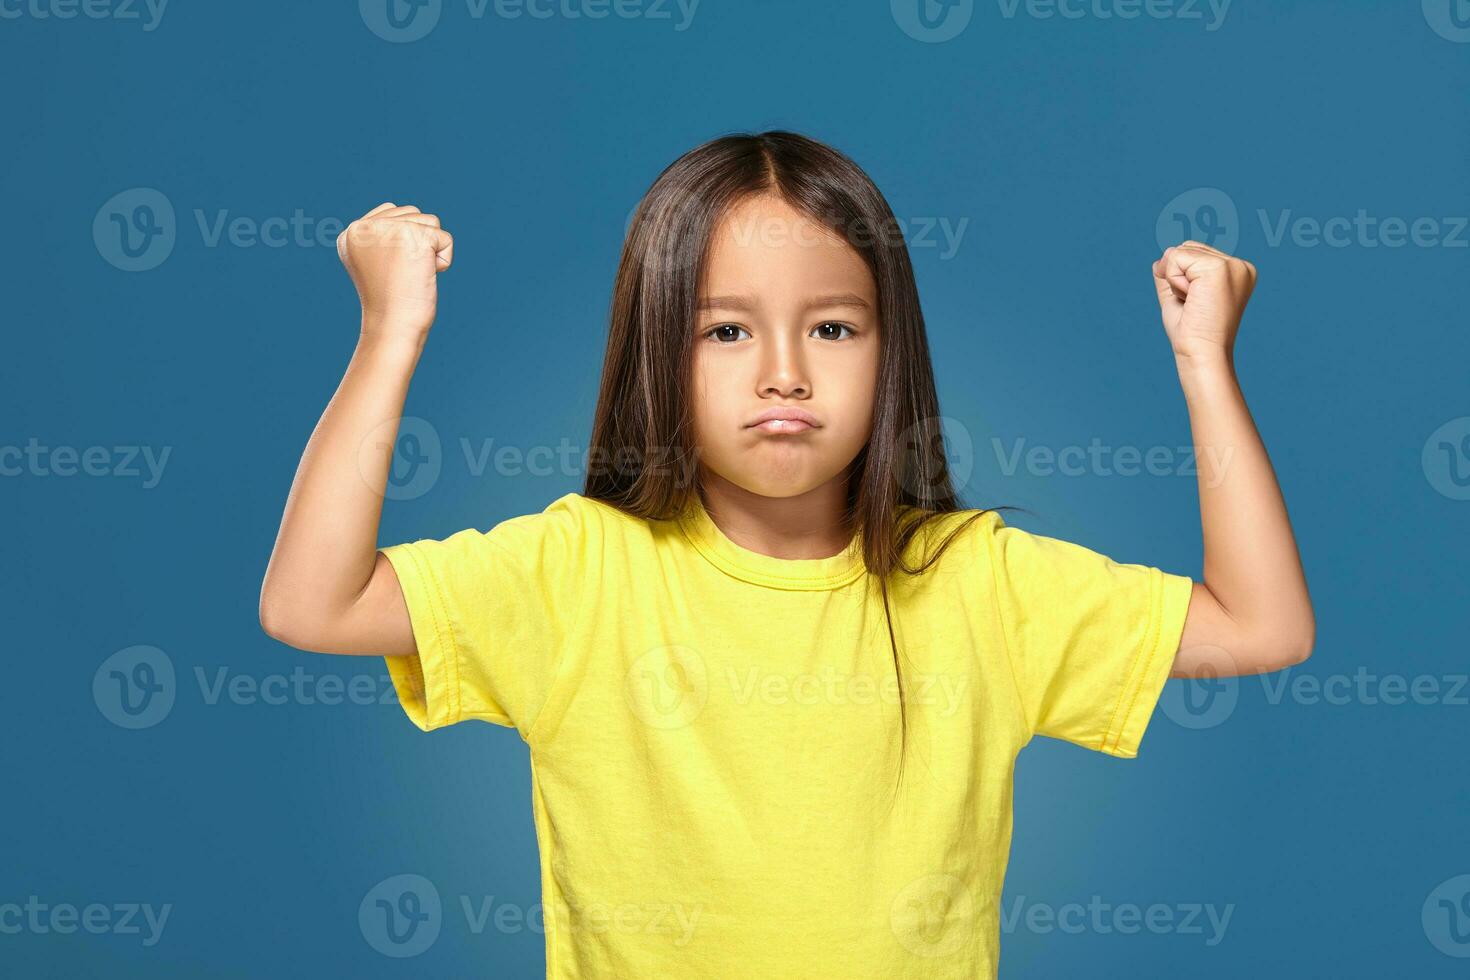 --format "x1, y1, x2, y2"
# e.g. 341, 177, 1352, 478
701, 193, 875, 301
